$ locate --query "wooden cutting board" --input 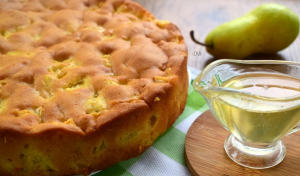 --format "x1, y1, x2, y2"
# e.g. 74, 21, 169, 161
185, 110, 300, 176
